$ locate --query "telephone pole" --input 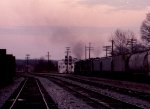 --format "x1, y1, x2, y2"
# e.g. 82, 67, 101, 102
47, 52, 50, 62
46, 51, 51, 63
26, 54, 30, 73
111, 40, 114, 56
103, 46, 111, 57
46, 52, 51, 72
85, 45, 87, 59
85, 43, 94, 59
127, 37, 137, 53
